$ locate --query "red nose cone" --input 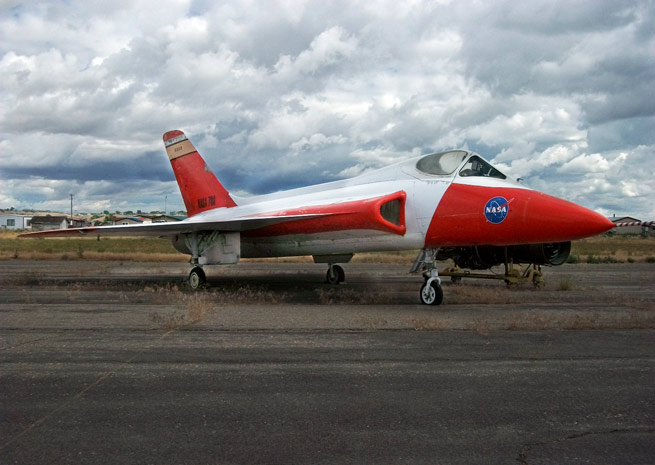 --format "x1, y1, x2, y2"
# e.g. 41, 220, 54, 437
425, 184, 615, 247
525, 193, 615, 241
